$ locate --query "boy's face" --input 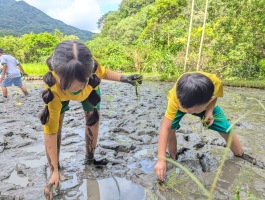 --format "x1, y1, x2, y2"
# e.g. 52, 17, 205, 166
182, 103, 208, 114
